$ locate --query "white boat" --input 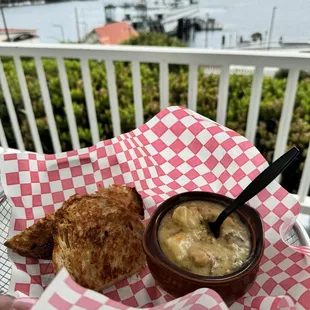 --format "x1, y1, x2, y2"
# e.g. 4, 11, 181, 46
124, 0, 199, 34
279, 41, 310, 49
155, 4, 199, 34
